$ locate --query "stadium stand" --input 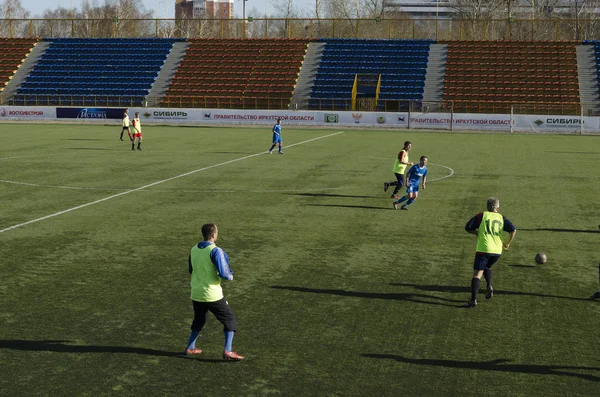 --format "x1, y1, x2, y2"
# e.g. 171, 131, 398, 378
441, 41, 581, 114
308, 38, 432, 111
583, 40, 600, 86
11, 38, 182, 106
161, 39, 309, 110
0, 39, 39, 95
